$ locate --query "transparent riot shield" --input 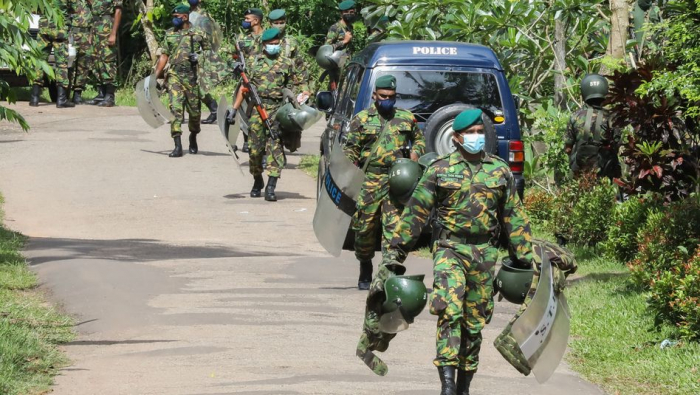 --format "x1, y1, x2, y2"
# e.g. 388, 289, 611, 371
216, 96, 243, 174
135, 74, 175, 129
